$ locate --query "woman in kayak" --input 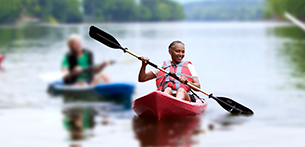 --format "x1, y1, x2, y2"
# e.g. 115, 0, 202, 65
61, 34, 111, 86
138, 41, 200, 102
